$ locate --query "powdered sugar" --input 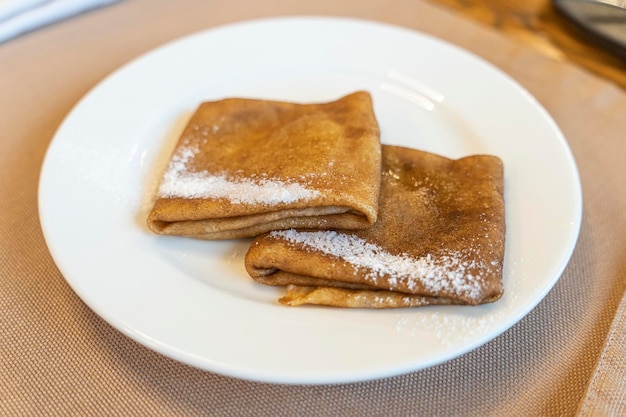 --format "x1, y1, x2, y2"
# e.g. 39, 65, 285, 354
157, 145, 320, 205
270, 229, 490, 301
395, 311, 498, 347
